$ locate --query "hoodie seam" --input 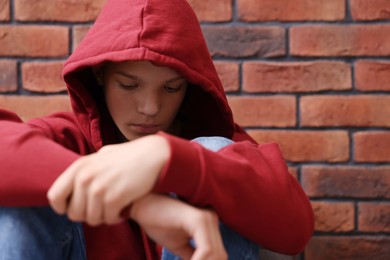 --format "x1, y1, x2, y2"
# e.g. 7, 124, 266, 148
138, 6, 145, 52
